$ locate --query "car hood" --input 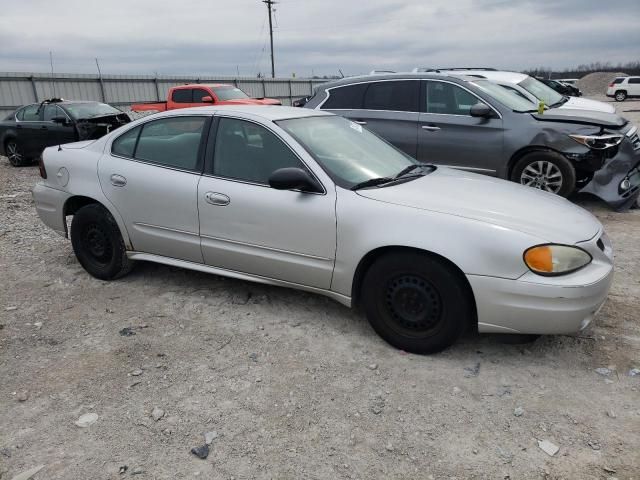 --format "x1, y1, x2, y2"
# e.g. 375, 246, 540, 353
222, 98, 281, 105
531, 108, 627, 128
356, 168, 601, 243
560, 96, 616, 114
